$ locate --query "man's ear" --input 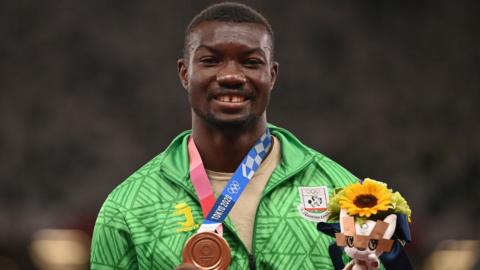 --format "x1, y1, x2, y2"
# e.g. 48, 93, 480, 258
269, 61, 279, 90
177, 58, 188, 90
